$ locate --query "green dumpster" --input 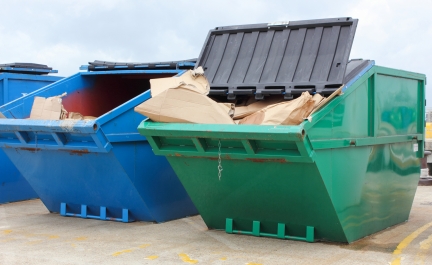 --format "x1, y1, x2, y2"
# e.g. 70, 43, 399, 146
137, 18, 426, 243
